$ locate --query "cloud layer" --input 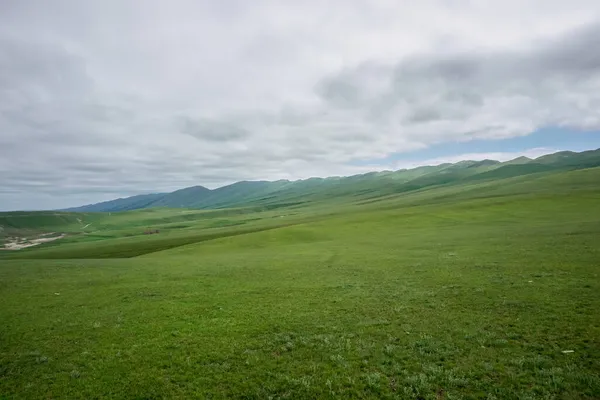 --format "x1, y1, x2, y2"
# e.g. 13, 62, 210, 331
1, 0, 600, 209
